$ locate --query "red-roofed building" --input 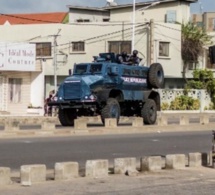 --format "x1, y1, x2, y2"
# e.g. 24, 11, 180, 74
0, 12, 68, 25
